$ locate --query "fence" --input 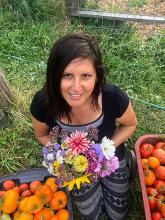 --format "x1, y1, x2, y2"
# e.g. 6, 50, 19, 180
66, 0, 165, 24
